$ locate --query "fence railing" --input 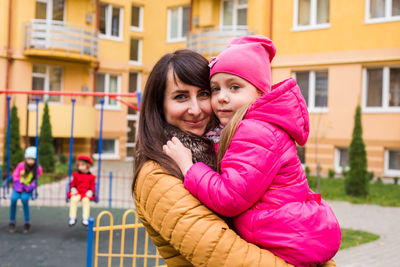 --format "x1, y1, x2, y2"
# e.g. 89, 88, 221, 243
24, 19, 98, 58
187, 26, 252, 56
87, 209, 165, 267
